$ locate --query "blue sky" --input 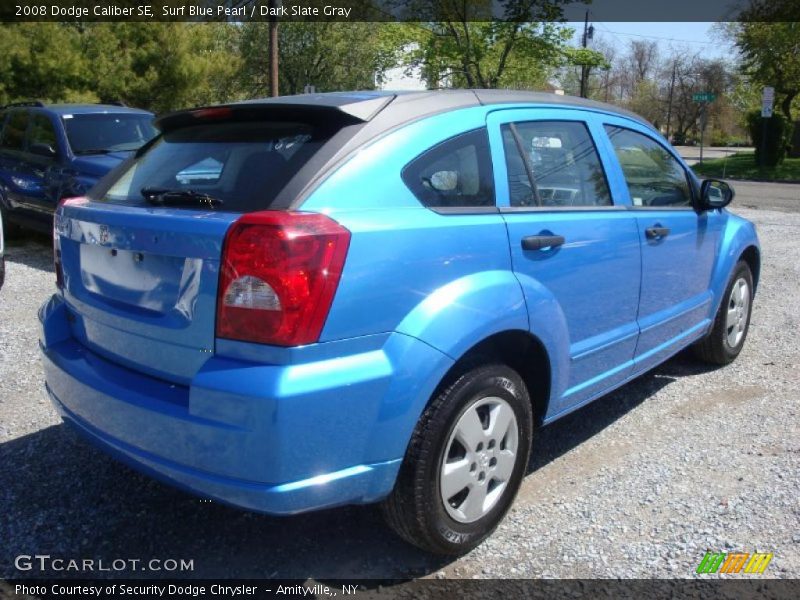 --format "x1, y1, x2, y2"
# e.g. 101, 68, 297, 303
571, 22, 736, 61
